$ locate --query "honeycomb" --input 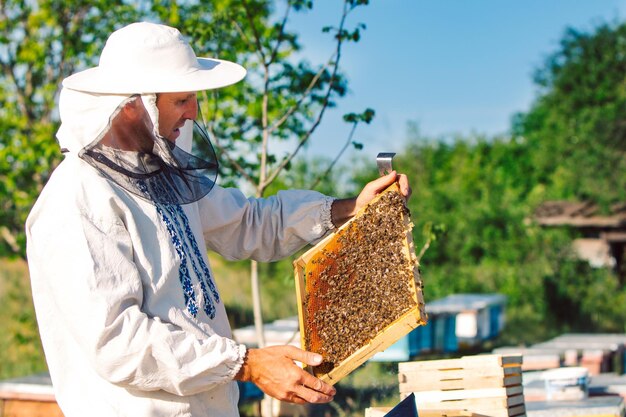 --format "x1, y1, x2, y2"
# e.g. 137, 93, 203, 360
294, 183, 426, 383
